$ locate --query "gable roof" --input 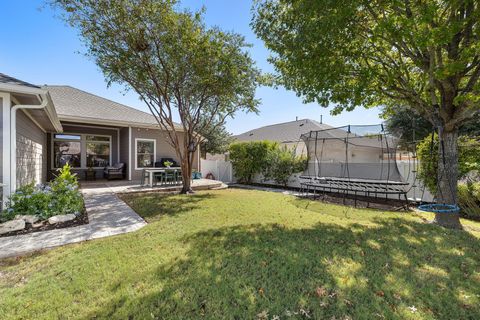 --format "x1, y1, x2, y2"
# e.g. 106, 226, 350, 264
234, 119, 337, 143
43, 85, 181, 129
0, 72, 40, 89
